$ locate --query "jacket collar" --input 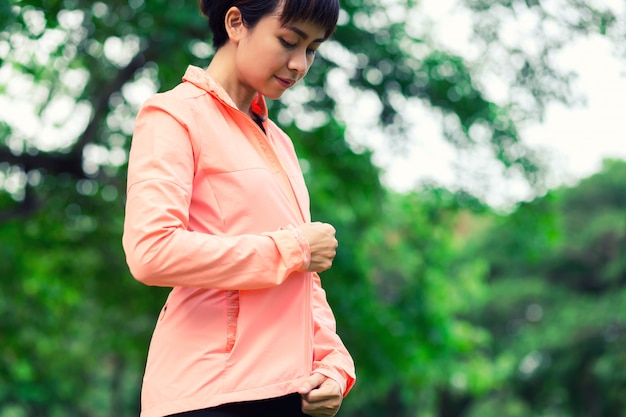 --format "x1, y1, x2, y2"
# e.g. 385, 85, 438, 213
182, 65, 268, 122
